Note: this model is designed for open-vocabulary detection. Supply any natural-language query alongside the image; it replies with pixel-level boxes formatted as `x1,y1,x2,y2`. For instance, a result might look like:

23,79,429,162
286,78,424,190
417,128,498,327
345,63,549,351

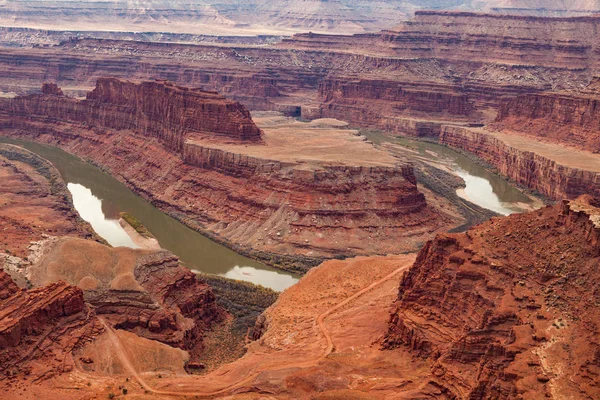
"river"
0,137,299,291
1,132,540,291
364,132,543,215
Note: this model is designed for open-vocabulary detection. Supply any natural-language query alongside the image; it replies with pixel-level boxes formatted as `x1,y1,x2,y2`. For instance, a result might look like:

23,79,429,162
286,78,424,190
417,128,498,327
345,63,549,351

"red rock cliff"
0,82,449,270
314,77,475,135
0,270,103,382
384,198,600,399
3,78,261,151
495,89,600,153
439,125,600,200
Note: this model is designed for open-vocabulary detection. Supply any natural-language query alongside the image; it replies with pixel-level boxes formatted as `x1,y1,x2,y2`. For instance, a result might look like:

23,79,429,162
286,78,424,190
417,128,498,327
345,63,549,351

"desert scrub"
191,274,279,371
119,212,155,239
198,274,278,337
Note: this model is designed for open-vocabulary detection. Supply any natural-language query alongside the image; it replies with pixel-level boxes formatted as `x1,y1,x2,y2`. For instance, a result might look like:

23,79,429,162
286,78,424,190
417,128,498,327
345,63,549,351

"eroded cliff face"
495,88,600,153
5,78,261,151
312,77,475,135
0,11,597,133
0,269,103,386
29,237,225,364
0,81,447,271
439,125,600,200
384,198,600,399
0,137,228,387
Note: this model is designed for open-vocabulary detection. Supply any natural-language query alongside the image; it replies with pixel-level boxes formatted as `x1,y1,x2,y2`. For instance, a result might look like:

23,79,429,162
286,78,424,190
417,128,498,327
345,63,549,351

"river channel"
364,132,543,215
0,137,299,291
1,132,541,291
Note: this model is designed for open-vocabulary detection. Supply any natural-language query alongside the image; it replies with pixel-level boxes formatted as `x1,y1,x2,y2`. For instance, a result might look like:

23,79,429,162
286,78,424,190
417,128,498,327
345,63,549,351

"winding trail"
99,261,412,398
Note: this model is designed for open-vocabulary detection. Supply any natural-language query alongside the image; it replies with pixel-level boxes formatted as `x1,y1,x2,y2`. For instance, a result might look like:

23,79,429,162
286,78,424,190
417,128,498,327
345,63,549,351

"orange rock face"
7,78,261,151
0,269,103,386
384,198,600,399
495,83,600,153
32,239,227,364
312,78,475,135
439,125,600,200
0,141,226,383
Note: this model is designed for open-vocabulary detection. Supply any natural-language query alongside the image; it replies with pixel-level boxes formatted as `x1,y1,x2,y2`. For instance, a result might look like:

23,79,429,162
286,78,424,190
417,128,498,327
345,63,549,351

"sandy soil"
28,237,152,290
188,113,398,168
33,254,434,399
118,218,161,250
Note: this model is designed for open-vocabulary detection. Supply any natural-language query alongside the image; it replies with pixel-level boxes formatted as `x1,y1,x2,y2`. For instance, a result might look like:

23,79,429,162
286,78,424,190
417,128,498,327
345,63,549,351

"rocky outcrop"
439,125,600,200
495,88,600,153
313,78,474,135
132,251,225,356
30,238,226,363
384,198,600,399
383,11,600,69
5,78,261,151
182,143,425,213
0,11,598,129
0,269,103,382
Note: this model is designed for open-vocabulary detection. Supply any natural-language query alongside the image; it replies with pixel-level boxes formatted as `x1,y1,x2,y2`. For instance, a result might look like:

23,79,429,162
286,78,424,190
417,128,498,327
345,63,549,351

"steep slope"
385,196,600,399
29,237,226,364
0,143,98,286
494,78,600,153
0,269,103,390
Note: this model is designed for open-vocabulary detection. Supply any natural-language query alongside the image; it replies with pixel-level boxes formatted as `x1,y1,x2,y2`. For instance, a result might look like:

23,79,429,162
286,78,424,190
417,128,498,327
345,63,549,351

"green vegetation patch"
119,212,155,239
199,273,278,336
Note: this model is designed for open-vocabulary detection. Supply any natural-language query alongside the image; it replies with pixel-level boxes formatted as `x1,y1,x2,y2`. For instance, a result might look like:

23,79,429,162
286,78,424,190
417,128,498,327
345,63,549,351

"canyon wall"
31,238,226,363
439,125,600,200
384,198,600,399
0,12,598,138
313,77,475,135
5,78,261,150
495,90,600,153
0,138,228,381
385,11,600,69
0,269,103,381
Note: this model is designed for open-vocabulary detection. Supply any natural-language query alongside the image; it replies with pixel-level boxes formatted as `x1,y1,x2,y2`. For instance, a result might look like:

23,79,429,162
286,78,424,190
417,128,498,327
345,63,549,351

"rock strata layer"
439,125,600,200
30,237,226,364
0,269,103,387
1,11,599,138
495,80,600,153
384,197,600,399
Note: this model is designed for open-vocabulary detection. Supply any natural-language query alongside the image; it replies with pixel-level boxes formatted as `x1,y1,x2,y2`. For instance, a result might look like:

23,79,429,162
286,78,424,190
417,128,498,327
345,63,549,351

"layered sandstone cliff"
312,77,475,135
439,125,600,200
0,11,597,142
30,237,225,363
384,197,600,399
5,78,261,150
0,269,103,384
495,85,600,153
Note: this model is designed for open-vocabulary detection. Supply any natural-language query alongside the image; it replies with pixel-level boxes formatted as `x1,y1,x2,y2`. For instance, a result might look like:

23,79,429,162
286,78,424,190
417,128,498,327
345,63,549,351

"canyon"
3,197,596,399
0,11,598,205
0,143,230,392
0,6,599,400
0,79,460,272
